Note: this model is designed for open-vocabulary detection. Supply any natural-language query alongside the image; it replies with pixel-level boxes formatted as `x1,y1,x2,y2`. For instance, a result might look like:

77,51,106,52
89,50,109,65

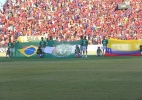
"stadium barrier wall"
1,36,142,57
0,46,7,57
0,41,101,57
0,45,101,57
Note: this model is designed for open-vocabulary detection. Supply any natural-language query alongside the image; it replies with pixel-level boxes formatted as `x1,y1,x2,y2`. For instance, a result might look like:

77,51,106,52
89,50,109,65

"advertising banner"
18,36,46,42
0,47,7,57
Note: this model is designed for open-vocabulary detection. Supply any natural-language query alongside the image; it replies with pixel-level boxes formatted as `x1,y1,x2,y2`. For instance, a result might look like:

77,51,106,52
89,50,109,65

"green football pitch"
0,56,142,100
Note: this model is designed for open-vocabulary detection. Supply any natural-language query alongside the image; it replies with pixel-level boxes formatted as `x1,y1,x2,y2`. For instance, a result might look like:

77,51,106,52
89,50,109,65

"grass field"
0,56,142,100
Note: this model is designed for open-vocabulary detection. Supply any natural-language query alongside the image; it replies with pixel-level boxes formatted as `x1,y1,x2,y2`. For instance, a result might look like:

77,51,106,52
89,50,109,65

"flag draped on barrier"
105,39,142,56
14,40,81,58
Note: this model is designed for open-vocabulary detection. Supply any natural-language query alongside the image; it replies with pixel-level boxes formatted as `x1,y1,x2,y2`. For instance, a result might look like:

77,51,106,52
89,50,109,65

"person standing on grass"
82,36,88,58
140,45,142,56
46,38,49,46
101,36,108,56
39,37,46,52
80,35,84,56
8,39,14,57
6,48,10,58
48,36,54,47
14,38,19,56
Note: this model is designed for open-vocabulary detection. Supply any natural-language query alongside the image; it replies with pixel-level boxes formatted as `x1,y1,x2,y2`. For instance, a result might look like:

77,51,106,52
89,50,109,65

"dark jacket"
36,48,43,54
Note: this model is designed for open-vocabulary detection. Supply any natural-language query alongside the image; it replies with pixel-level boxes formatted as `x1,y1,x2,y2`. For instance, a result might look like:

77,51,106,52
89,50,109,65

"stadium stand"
0,0,142,46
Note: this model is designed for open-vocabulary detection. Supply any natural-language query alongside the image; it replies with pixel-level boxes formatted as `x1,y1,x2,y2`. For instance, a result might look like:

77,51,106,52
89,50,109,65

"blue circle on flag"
24,47,36,55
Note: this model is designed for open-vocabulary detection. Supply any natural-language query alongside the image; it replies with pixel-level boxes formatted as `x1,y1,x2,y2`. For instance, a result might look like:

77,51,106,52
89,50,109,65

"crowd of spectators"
0,0,142,46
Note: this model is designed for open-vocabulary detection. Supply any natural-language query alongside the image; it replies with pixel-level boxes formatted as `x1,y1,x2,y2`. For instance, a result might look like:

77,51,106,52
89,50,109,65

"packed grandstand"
0,0,142,46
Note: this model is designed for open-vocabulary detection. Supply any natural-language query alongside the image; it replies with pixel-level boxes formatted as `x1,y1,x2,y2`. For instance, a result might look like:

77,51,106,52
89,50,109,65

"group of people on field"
74,36,108,58
36,35,107,58
74,36,88,58
5,35,142,58
36,36,54,58
6,38,19,58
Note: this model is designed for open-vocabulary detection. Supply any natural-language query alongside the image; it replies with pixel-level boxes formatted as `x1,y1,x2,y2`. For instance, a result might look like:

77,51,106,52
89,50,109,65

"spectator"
0,0,141,45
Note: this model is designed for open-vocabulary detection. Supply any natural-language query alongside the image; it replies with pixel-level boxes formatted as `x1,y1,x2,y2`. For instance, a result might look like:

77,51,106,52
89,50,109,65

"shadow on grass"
0,55,141,62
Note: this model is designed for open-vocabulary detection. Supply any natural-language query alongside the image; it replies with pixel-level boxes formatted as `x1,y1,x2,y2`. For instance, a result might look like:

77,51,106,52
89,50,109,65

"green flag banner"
14,40,81,58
